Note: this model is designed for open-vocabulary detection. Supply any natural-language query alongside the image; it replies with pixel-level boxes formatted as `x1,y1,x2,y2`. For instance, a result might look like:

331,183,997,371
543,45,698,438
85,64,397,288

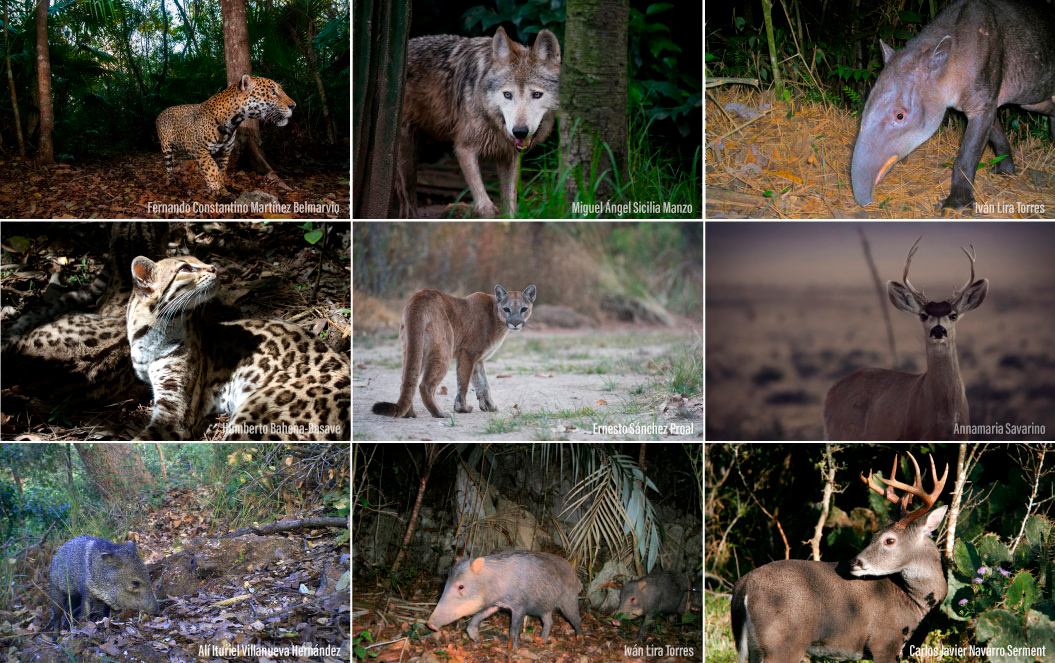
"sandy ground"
353,327,702,441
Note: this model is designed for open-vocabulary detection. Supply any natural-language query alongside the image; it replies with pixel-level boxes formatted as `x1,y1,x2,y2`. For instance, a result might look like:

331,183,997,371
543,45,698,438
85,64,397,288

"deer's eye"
919,314,927,321
949,313,957,321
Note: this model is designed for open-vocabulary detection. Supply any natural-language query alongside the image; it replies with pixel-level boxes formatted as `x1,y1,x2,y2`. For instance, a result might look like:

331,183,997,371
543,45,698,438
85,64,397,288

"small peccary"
615,570,689,640
47,536,159,630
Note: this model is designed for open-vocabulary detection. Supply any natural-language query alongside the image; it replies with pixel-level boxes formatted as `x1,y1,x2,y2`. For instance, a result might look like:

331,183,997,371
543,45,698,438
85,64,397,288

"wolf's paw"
474,199,500,218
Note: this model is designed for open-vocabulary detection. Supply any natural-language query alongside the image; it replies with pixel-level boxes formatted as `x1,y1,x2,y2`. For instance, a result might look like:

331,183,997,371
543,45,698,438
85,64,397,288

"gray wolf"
399,27,561,217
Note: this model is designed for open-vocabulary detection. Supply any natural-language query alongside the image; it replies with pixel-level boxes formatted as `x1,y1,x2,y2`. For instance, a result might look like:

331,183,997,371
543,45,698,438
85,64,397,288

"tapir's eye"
896,112,904,120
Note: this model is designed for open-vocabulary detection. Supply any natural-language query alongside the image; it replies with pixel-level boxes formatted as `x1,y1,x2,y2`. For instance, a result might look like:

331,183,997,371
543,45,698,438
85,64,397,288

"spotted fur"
127,256,349,441
156,75,295,194
1,222,169,407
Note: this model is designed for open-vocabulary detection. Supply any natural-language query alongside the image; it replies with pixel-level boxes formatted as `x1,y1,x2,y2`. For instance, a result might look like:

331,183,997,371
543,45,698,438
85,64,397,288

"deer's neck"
922,340,965,413
897,551,948,613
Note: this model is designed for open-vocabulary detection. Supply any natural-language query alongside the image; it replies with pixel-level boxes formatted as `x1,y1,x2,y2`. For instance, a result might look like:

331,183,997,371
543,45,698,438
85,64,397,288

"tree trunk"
560,0,629,207
34,0,54,164
74,444,158,504
4,0,25,156
352,0,411,217
221,0,275,185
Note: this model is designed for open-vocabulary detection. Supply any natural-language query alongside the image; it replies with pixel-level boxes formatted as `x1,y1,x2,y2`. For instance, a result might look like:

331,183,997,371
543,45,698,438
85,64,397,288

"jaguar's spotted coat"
156,75,295,195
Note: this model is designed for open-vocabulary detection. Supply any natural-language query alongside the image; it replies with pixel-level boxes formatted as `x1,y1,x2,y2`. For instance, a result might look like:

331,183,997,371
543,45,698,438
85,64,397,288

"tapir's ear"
879,40,895,64
930,35,953,69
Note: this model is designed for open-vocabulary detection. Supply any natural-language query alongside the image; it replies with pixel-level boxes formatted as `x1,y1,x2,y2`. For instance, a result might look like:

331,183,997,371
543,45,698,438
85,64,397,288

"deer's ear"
887,281,924,315
954,279,988,314
919,505,948,534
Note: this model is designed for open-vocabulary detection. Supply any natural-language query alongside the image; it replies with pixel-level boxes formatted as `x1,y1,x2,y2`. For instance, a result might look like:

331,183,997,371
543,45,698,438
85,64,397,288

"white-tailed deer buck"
824,234,988,440
731,452,949,663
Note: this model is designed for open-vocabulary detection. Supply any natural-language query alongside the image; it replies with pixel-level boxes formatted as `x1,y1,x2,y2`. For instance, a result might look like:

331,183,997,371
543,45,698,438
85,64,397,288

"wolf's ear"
531,30,561,64
492,27,515,61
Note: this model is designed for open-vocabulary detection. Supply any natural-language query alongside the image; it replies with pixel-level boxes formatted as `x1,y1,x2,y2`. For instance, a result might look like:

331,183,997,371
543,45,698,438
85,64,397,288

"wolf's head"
486,27,561,152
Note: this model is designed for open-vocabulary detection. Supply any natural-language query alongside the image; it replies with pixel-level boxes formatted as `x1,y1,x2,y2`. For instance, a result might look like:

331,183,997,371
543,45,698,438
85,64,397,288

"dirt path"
353,328,701,440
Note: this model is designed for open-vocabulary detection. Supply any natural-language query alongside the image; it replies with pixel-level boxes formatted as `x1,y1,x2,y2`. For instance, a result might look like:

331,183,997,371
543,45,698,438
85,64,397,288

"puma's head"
495,285,536,331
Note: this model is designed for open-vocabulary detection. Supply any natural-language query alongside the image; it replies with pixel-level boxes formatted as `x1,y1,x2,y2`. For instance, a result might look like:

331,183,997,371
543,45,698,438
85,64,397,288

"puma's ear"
523,285,536,303
494,285,508,299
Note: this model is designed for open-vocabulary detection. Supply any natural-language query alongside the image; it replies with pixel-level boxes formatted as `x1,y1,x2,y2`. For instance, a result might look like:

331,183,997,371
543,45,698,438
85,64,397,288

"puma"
372,284,537,418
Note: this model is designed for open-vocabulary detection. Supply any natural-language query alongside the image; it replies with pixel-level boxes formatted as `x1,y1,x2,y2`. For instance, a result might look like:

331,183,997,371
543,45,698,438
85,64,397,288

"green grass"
459,112,700,219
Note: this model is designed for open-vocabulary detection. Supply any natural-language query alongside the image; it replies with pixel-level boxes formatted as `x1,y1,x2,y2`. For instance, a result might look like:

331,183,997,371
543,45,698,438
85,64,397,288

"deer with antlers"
731,452,950,663
824,234,989,440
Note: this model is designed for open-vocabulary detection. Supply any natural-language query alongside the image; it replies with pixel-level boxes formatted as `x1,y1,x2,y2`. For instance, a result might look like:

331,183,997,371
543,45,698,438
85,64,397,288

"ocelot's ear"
131,257,157,290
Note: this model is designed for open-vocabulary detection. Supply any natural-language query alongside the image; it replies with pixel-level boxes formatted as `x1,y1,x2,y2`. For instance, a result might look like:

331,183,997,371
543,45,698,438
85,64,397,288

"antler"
950,244,977,304
901,234,928,305
860,452,948,528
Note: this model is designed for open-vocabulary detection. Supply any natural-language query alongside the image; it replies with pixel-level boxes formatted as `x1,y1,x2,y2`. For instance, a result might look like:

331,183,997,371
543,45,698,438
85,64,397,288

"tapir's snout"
851,149,901,206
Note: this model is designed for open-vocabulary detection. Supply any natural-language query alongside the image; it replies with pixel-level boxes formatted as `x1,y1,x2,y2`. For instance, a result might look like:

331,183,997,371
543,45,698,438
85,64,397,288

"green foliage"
296,222,325,245
513,112,699,218
0,444,167,549
462,0,564,42
661,340,702,397
0,445,82,539
0,0,345,157
0,483,71,539
627,3,700,139
946,516,1054,655
353,629,376,661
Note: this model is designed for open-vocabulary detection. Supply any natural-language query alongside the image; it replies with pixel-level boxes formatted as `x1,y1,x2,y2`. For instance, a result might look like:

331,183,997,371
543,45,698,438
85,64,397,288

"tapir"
851,0,1055,209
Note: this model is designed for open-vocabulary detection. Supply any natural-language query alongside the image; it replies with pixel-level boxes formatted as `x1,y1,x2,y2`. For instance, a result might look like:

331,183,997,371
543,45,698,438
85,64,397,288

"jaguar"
156,74,295,195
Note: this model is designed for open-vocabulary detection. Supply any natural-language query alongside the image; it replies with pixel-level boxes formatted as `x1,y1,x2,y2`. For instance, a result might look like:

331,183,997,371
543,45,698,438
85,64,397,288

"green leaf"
1006,571,1038,613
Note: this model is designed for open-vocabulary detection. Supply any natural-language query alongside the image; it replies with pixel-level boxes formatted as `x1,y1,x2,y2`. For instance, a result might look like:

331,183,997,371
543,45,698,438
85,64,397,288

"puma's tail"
372,323,425,418
371,401,407,417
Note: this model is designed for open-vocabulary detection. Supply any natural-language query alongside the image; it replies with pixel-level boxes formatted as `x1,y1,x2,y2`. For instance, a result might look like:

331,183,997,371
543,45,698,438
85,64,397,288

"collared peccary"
614,570,689,640
426,550,583,649
47,536,159,630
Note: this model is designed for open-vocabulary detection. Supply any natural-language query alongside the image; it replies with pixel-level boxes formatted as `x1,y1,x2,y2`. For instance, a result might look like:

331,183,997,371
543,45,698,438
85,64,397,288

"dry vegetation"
352,223,703,333
706,88,1055,218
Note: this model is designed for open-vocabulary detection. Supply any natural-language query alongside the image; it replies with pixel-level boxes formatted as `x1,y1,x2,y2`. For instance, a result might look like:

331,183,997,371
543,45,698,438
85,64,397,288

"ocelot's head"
129,256,219,324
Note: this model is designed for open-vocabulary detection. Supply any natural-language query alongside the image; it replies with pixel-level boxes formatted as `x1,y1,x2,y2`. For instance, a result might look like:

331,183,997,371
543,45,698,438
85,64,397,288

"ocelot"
1,222,169,406
127,255,350,440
